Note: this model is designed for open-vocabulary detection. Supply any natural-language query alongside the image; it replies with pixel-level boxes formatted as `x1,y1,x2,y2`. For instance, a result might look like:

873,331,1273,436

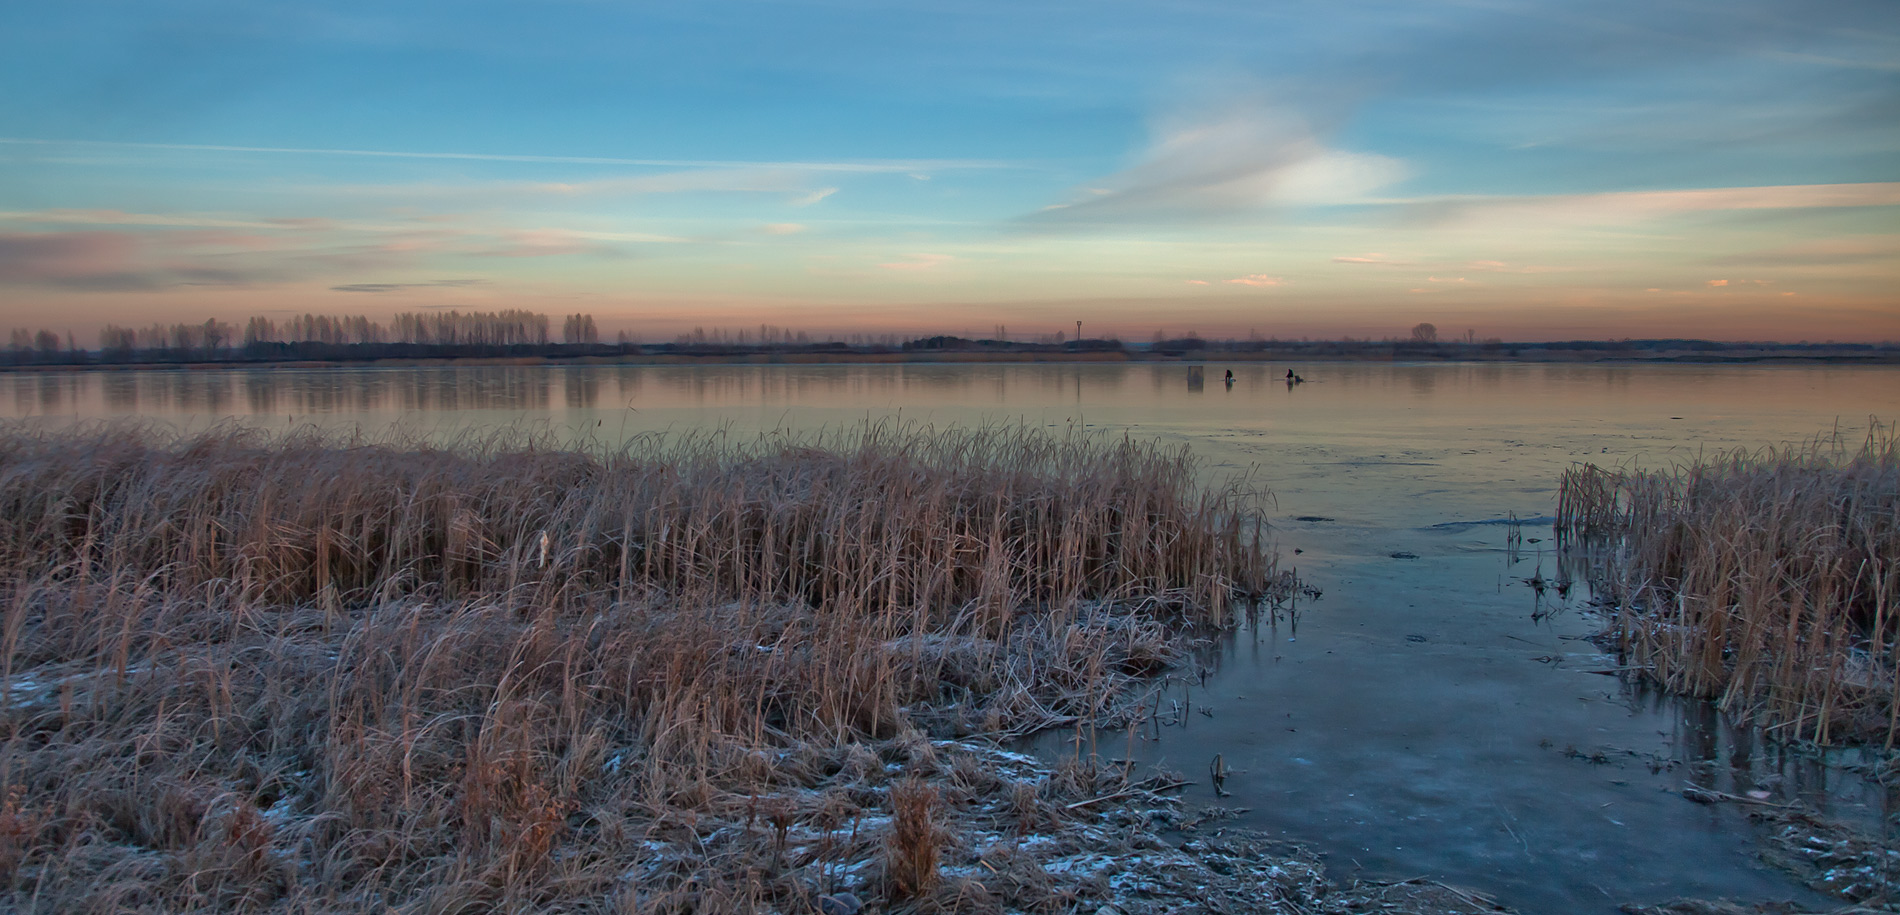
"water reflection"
1631,678,1900,817
102,373,138,412
563,367,599,410
2,362,1891,429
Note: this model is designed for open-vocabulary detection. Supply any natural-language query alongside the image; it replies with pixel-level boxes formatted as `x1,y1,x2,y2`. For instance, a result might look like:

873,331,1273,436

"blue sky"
1,0,1895,341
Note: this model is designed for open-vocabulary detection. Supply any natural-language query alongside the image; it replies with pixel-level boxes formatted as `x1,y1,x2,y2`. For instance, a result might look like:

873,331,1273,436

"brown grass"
0,421,1276,912
884,779,941,900
1557,425,1900,747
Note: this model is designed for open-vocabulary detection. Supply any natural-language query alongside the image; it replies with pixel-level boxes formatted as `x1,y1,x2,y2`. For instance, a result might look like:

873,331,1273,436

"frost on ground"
600,735,1520,915
1752,806,1900,907
1621,790,1900,915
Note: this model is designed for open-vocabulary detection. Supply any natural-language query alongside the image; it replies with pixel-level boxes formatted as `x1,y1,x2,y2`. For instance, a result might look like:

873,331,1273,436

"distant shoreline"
2,342,1897,373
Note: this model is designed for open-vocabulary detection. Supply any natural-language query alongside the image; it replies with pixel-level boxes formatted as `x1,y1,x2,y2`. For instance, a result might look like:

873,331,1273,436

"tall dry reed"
1557,425,1900,747
0,421,1275,912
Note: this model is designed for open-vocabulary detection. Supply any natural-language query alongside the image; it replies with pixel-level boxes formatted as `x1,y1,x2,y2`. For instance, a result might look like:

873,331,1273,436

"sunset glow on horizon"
2,2,1896,344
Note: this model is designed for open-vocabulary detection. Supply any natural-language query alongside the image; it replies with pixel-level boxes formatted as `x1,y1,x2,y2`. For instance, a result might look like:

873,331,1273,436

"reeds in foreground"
0,421,1276,912
1557,426,1900,747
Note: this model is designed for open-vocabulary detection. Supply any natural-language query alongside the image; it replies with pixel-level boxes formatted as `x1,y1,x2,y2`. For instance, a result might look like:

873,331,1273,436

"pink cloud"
1398,182,1900,231
1464,260,1565,274
1707,279,1729,287
1185,279,1210,285
263,217,338,230
0,231,142,287
1333,253,1410,266
153,231,285,250
481,229,616,258
1225,274,1284,287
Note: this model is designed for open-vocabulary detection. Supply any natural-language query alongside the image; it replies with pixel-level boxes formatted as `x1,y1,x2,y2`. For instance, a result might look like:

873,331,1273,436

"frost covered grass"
0,421,1281,912
1558,425,1900,747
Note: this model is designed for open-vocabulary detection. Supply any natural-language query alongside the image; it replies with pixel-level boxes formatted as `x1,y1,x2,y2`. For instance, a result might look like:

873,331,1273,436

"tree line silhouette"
5,313,1893,367
8,311,612,365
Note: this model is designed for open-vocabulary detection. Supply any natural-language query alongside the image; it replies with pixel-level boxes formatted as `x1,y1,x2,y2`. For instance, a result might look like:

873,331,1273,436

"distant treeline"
4,311,599,365
3,313,1896,367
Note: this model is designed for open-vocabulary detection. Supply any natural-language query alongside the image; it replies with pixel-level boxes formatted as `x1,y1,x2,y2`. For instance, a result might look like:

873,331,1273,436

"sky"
1,0,1896,344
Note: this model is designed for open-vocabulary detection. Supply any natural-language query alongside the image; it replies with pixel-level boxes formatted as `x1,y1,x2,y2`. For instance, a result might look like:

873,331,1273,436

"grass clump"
0,421,1276,912
1557,425,1900,747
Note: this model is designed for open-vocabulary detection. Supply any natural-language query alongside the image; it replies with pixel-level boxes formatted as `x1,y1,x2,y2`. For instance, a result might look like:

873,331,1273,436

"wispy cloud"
1463,260,1566,274
1028,101,1407,225
0,208,283,230
1224,274,1284,287
331,279,485,293
0,230,283,291
1711,237,1900,267
1333,253,1411,266
0,231,138,286
473,228,682,258
762,223,807,235
0,208,416,235
0,137,1012,174
332,169,847,207
1390,182,1900,228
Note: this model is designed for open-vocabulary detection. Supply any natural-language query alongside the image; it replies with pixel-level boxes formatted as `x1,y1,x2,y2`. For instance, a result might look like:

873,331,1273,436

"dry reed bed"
1557,428,1900,748
0,423,1278,913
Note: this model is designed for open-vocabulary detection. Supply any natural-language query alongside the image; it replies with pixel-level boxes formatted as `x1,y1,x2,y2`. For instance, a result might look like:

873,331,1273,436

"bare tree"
1411,322,1438,344
100,325,137,354
562,313,599,345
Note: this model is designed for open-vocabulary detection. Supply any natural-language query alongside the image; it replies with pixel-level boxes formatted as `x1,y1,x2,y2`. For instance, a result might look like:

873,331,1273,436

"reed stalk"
1557,425,1900,747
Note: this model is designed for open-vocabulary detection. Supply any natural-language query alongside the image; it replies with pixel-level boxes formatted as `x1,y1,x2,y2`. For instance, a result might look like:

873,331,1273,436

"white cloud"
1030,101,1406,224
763,223,807,235
1271,151,1411,206
1225,274,1284,287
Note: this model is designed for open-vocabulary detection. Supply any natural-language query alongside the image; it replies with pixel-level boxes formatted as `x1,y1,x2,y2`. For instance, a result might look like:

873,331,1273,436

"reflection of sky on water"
4,360,1893,419
3,361,1897,911
5,361,1897,531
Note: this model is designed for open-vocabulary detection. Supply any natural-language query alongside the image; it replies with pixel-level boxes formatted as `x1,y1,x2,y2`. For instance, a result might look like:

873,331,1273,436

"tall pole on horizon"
1076,320,1082,342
